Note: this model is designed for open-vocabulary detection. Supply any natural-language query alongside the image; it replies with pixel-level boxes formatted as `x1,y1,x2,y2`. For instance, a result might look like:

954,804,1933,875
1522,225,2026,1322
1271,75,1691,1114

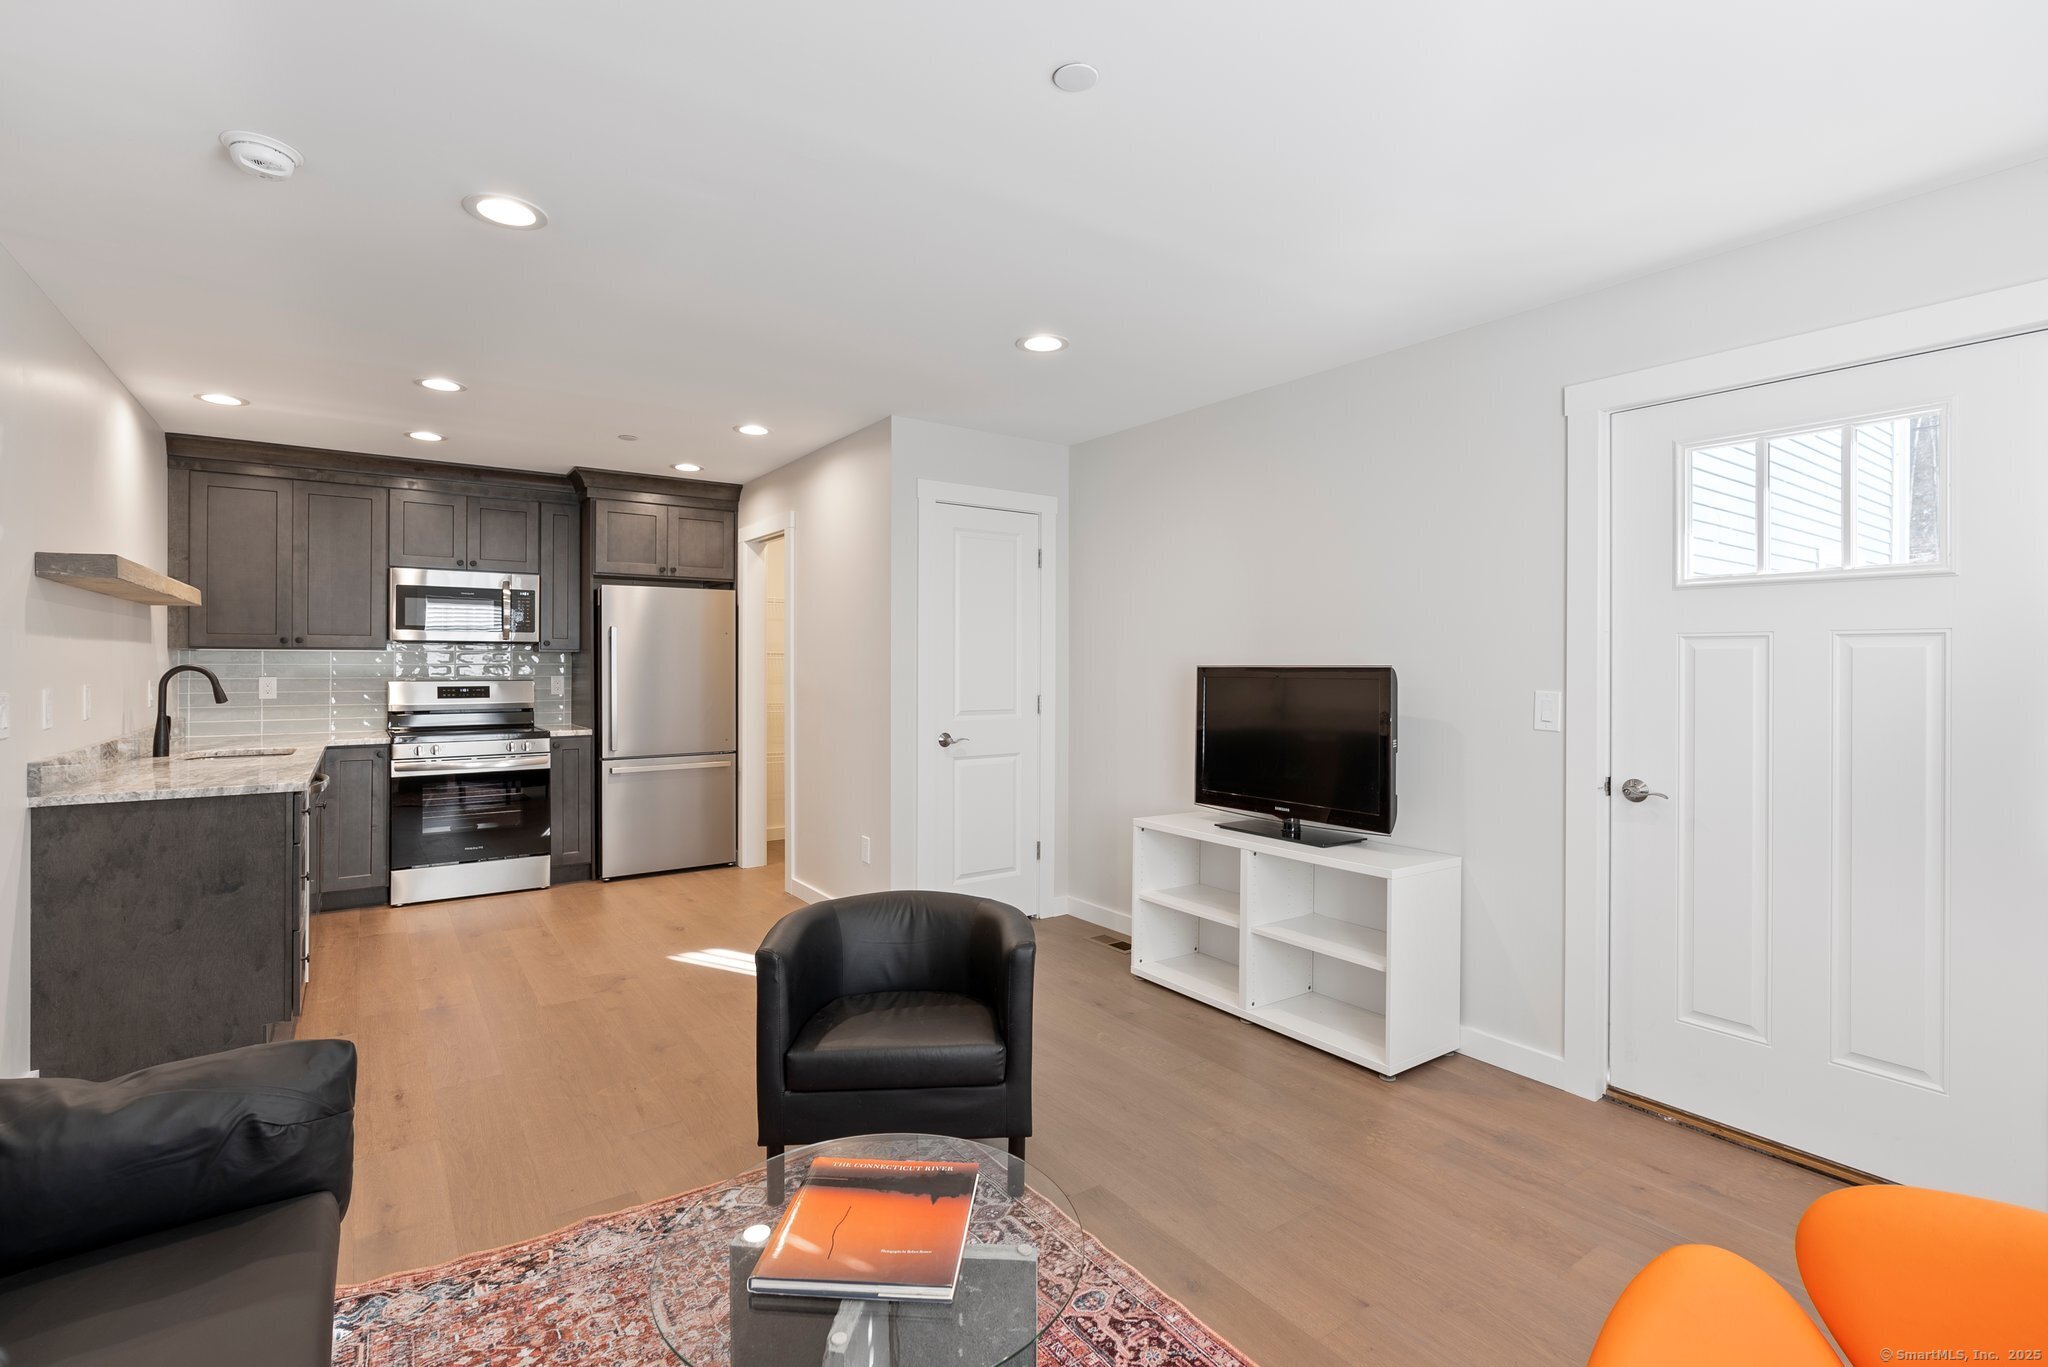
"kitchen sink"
175,747,297,760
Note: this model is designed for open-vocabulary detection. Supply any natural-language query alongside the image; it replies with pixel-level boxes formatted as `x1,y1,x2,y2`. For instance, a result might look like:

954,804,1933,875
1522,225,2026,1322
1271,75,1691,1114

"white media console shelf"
1129,811,1462,1077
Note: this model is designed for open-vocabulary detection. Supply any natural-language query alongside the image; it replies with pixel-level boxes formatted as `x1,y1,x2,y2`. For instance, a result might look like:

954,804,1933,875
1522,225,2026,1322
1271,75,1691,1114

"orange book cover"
749,1156,981,1301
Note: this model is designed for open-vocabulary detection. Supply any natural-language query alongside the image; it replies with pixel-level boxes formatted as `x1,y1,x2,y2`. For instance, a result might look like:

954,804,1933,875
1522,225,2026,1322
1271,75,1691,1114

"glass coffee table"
650,1134,1082,1367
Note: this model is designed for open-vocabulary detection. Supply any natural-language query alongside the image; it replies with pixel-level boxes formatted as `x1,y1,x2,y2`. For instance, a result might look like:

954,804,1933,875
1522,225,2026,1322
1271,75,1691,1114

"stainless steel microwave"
389,568,541,644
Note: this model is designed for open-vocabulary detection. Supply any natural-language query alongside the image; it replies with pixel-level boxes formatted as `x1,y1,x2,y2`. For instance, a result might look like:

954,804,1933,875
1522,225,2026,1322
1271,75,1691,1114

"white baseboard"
1055,895,1130,935
787,875,832,905
1457,1025,1596,1097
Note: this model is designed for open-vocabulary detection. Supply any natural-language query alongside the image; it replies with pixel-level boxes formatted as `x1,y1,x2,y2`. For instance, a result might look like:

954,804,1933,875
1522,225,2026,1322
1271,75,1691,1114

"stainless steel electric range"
386,680,552,906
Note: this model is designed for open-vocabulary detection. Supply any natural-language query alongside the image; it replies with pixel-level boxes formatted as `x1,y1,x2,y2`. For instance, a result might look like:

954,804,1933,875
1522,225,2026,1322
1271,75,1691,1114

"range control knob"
429,744,440,755
506,741,516,753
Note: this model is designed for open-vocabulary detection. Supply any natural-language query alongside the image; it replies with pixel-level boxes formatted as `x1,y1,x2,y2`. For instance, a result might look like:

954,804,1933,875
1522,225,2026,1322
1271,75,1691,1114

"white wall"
1067,157,2048,1082
0,244,168,1076
886,418,1069,890
737,419,893,901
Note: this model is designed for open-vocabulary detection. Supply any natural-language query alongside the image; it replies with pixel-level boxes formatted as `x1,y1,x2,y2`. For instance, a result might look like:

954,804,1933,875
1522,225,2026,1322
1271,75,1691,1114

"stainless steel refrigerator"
597,583,737,878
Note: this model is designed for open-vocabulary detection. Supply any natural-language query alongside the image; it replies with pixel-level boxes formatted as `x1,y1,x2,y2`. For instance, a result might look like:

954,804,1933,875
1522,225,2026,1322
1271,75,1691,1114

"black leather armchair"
756,891,1034,1197
0,1040,356,1367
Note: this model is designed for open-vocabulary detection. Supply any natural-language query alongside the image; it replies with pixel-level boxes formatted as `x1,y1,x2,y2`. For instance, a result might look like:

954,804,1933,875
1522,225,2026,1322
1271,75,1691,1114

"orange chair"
1586,1243,1841,1366
1796,1185,2048,1367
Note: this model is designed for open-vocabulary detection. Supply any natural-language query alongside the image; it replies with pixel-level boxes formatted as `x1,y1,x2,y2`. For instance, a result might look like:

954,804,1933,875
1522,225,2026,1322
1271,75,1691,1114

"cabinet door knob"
279,636,288,644
469,559,478,567
294,636,304,644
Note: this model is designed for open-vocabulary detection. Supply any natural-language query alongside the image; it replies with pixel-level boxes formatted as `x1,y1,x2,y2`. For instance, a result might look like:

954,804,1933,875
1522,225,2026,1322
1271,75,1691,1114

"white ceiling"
3,2,2045,483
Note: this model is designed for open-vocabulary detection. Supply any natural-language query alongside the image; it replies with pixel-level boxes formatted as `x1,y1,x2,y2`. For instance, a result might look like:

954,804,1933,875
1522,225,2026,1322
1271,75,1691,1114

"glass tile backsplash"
171,644,574,741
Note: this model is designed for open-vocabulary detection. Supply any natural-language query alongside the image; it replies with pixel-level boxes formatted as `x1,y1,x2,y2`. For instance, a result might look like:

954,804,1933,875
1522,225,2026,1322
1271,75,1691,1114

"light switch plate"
0,692,10,740
40,688,53,730
549,675,565,697
859,835,872,865
80,683,91,721
258,676,278,700
1533,690,1562,732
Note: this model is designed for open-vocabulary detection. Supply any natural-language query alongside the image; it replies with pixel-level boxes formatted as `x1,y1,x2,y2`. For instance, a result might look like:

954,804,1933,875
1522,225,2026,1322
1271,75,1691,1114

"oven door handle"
390,754,552,778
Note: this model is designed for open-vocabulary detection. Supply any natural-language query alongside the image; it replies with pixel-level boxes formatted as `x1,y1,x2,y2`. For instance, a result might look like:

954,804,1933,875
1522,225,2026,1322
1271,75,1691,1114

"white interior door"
918,501,1042,913
1610,330,2048,1207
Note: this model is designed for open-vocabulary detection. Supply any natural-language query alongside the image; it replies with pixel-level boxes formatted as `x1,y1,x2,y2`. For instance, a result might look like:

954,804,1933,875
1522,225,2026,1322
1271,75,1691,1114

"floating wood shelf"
33,554,202,607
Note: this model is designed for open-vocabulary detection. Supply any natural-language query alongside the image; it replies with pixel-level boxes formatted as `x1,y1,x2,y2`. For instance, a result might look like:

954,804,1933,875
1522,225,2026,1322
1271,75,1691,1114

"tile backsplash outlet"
172,644,574,742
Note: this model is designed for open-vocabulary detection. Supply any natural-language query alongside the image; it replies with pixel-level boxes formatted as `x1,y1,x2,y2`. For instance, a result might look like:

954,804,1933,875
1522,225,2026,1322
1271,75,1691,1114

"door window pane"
1682,407,1943,582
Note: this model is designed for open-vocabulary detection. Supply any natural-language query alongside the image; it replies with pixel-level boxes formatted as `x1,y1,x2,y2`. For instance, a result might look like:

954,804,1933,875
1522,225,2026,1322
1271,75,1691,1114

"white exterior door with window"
1610,331,2048,1206
917,500,1043,913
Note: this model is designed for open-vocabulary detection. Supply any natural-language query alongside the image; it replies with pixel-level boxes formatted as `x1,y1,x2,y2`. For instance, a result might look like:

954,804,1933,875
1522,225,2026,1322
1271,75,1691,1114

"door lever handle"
1620,778,1668,803
937,731,969,748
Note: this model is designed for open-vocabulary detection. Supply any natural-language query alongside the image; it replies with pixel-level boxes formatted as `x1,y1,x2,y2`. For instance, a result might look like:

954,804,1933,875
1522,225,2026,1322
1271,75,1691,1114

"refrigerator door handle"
607,757,734,775
607,625,620,754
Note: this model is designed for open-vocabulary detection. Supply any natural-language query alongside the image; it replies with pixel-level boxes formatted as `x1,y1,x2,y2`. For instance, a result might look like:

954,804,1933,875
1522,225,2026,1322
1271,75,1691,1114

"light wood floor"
302,852,1838,1364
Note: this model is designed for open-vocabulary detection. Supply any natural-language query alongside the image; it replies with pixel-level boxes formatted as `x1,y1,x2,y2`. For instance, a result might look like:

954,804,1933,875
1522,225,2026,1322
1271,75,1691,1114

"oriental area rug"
332,1167,1257,1366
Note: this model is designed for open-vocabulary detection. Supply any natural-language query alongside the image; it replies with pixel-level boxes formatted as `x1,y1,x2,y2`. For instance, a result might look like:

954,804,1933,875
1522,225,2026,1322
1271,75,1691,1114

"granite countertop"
28,734,379,809
550,723,594,737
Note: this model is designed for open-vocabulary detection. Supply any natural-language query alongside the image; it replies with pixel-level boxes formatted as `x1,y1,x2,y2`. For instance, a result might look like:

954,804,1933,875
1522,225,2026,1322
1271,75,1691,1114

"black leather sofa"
756,891,1034,1197
0,1040,357,1367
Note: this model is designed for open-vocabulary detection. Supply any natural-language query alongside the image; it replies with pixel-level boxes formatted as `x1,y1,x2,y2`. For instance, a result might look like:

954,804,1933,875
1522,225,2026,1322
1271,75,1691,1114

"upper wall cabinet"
188,473,294,648
390,491,542,574
588,498,736,580
388,490,465,569
539,503,581,651
187,473,389,649
671,507,736,581
589,499,668,578
293,484,389,647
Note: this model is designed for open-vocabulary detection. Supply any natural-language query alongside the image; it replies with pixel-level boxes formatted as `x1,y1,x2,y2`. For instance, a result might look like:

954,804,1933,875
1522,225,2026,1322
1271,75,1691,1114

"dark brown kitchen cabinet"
30,791,303,1079
539,502,581,650
550,734,595,877
469,496,543,574
187,472,294,648
392,490,542,573
293,483,388,647
316,744,390,899
187,474,385,649
588,499,736,581
589,499,668,577
389,489,469,568
669,507,736,580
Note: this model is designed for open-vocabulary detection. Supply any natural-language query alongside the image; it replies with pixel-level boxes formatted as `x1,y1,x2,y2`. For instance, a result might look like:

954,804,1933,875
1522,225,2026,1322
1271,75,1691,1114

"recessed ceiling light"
195,392,248,406
733,423,769,437
1016,334,1068,353
415,376,465,393
1051,63,1099,93
461,193,547,230
408,430,445,442
673,462,703,473
616,433,639,441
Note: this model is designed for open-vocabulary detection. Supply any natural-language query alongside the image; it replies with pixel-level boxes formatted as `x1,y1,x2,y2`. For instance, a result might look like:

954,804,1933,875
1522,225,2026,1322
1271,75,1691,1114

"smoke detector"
218,130,303,181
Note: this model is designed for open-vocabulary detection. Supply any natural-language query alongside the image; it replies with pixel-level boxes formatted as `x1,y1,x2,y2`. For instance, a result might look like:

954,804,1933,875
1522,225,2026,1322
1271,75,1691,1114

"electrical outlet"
0,692,11,740
1533,689,1562,732
39,688,53,730
80,683,91,721
859,835,872,865
549,675,565,697
258,676,278,700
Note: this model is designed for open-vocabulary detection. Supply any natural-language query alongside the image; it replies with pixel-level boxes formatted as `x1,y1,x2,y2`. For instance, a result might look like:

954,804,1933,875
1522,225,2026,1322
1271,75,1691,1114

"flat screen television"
1195,666,1397,846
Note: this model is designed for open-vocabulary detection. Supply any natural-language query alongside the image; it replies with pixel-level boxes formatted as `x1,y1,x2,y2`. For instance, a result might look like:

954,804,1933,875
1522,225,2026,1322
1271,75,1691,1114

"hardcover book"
749,1156,981,1302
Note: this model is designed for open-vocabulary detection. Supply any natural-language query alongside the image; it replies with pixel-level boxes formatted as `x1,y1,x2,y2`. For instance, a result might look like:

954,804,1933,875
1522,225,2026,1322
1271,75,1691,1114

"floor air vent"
1089,933,1132,953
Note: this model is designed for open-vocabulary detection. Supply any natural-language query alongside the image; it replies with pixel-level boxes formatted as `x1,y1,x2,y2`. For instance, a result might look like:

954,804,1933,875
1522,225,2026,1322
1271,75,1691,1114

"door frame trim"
737,512,798,899
1560,276,2048,1101
914,479,1060,918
